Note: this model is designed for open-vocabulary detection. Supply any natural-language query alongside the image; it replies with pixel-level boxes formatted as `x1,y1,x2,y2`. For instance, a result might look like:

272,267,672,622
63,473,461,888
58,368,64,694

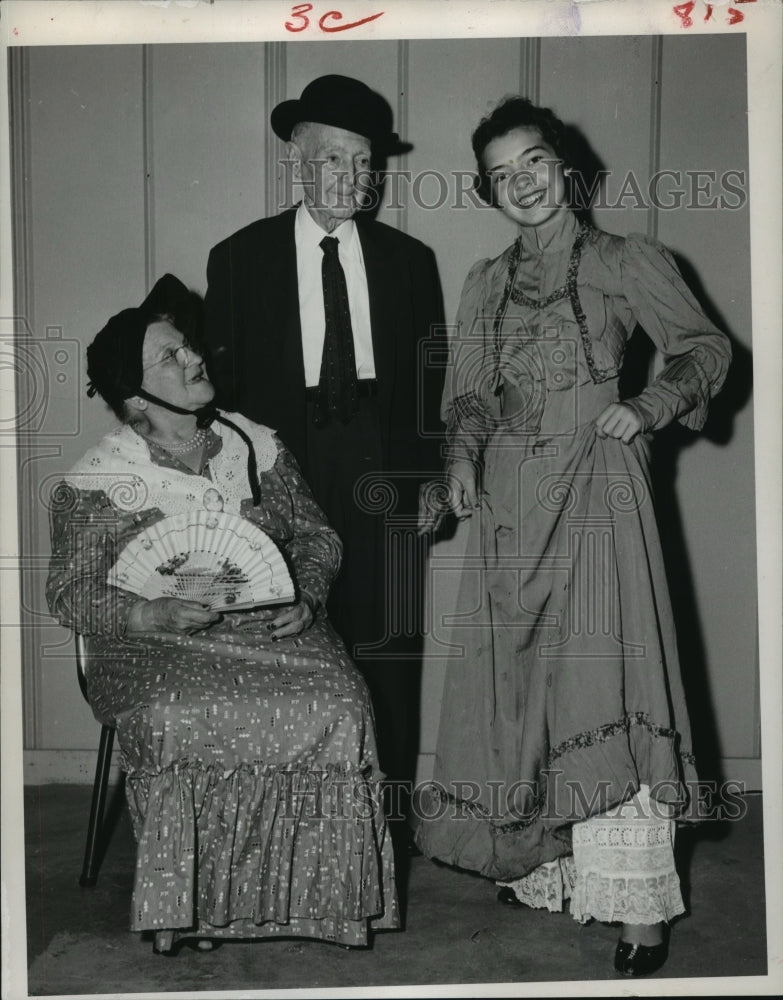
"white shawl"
65,413,278,516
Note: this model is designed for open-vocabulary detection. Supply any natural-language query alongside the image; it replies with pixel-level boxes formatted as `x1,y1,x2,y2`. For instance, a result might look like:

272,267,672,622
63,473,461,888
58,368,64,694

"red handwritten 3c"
319,10,385,32
285,3,312,32
284,5,385,34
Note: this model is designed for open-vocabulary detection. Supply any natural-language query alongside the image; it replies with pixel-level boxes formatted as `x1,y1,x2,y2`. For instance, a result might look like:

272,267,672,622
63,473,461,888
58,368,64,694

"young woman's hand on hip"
595,403,643,444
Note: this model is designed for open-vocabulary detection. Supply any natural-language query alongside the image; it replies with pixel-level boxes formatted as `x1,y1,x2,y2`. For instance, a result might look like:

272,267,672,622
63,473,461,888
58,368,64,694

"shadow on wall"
563,121,755,787
643,259,753,787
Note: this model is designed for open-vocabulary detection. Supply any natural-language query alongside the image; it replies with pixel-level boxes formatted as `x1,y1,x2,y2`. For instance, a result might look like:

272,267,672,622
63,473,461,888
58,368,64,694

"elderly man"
203,75,444,839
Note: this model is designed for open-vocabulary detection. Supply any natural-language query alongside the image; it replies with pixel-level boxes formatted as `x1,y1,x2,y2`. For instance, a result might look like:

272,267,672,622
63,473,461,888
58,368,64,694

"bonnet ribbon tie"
134,389,261,506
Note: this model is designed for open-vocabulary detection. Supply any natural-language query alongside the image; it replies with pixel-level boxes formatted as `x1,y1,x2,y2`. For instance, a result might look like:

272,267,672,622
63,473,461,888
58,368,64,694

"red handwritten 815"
673,0,756,28
285,4,385,33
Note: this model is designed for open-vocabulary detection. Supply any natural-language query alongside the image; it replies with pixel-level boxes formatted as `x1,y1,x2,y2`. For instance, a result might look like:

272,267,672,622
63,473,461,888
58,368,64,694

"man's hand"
127,597,221,636
595,403,643,444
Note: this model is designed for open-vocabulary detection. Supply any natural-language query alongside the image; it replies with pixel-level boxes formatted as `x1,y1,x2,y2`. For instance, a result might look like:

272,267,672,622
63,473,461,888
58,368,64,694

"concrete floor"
24,785,767,995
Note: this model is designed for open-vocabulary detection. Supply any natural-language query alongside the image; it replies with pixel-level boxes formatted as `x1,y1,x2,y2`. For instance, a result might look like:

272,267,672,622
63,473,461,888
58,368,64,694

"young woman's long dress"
415,211,731,886
47,416,398,948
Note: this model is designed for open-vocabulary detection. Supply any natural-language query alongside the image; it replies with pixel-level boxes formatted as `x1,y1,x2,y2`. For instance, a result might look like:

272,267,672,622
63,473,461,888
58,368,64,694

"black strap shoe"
614,938,668,976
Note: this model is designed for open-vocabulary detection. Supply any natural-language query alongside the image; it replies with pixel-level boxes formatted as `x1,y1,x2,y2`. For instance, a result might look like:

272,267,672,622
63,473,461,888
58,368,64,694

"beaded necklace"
139,427,207,455
490,222,618,386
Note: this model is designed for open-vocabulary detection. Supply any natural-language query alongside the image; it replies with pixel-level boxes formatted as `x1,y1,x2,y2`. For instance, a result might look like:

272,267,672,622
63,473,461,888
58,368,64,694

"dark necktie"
313,235,358,426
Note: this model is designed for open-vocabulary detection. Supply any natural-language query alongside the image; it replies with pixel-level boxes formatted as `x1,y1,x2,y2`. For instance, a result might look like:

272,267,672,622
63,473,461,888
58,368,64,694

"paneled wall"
11,36,758,786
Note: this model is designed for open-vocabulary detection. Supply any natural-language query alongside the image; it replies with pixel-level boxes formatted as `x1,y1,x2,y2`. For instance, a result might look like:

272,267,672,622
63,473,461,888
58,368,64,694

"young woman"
415,97,731,977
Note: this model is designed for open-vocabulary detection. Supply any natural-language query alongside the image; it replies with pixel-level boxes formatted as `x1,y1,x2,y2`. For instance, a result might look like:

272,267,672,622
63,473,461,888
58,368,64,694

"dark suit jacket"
203,208,444,502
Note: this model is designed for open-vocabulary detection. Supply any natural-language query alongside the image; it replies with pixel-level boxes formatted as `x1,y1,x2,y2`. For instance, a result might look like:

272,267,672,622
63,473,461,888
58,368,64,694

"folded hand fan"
108,510,295,611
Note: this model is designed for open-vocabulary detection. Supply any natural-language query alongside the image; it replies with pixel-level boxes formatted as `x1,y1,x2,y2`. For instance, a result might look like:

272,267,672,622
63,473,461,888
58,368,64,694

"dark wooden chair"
75,632,116,887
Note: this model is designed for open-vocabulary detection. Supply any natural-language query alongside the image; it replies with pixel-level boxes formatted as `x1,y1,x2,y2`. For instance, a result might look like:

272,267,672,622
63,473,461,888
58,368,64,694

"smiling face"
289,122,372,232
140,319,215,413
482,126,569,229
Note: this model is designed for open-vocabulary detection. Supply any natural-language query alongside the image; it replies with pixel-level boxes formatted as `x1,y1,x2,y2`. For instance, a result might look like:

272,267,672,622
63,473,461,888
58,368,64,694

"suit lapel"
357,219,398,398
255,209,305,387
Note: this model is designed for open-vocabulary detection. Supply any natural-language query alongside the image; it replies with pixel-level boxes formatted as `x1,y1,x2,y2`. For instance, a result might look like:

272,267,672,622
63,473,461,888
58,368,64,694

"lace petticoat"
498,785,685,926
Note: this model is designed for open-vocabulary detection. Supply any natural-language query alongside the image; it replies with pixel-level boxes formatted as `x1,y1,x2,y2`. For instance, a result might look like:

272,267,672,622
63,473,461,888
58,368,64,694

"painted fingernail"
271,635,279,642
266,623,274,631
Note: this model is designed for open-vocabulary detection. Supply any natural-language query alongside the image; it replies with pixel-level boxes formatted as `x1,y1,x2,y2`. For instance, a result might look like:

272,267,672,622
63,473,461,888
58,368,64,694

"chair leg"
79,724,115,887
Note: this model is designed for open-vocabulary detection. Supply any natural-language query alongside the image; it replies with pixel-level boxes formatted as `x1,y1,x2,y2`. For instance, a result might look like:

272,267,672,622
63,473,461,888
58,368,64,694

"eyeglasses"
143,344,196,371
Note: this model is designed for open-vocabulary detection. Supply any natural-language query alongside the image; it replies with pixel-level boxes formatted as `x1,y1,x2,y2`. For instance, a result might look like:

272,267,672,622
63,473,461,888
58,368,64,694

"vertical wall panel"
21,45,146,749
657,35,757,761
408,38,522,770
149,43,268,293
407,38,523,321
539,35,657,237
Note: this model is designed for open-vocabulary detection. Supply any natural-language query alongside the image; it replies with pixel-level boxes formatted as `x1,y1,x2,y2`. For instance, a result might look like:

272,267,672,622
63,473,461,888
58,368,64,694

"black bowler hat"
271,74,411,155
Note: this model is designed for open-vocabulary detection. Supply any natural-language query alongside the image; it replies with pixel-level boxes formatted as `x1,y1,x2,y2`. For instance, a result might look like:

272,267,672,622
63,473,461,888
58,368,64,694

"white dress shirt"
294,202,376,387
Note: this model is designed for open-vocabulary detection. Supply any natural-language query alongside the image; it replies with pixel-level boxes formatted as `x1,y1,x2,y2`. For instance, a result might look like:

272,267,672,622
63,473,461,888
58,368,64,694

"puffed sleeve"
272,442,343,612
442,257,493,464
619,234,732,432
46,483,149,638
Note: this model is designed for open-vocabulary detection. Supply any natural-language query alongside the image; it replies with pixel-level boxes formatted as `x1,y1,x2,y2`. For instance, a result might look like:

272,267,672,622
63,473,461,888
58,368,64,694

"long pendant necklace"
490,222,595,394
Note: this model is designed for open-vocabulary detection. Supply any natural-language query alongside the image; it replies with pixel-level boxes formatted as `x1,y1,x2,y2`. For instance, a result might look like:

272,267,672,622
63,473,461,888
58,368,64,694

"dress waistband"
496,376,618,441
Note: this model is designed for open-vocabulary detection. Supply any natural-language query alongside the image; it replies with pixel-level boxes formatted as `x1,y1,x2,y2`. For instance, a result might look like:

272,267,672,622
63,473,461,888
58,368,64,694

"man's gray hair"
290,121,321,154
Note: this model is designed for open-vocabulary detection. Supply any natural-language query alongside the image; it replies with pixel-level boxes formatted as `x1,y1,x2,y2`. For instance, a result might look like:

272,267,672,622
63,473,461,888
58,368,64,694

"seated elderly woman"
46,274,398,955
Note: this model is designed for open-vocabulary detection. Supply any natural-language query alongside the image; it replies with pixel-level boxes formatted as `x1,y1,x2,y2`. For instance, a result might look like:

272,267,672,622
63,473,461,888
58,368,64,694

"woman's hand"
416,462,481,534
126,597,221,636
267,594,316,640
417,479,449,535
595,403,643,444
447,460,481,520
